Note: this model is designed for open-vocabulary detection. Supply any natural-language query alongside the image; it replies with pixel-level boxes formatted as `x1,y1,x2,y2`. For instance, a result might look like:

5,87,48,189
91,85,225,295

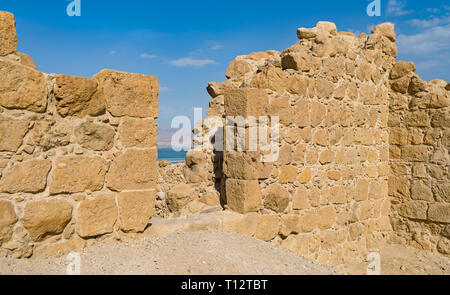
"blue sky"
0,0,449,138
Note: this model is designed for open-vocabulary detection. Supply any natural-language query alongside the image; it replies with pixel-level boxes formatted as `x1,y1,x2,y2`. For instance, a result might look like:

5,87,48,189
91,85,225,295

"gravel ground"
0,231,339,275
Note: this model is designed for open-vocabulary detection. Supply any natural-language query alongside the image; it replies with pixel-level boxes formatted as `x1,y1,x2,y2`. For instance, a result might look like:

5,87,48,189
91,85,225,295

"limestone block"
281,51,312,72
0,12,17,56
0,200,17,244
397,201,428,220
263,183,290,212
50,156,108,194
225,59,252,79
118,190,155,232
225,179,262,214
371,23,395,42
428,203,450,224
93,69,158,118
223,151,261,180
224,88,268,117
390,61,416,80
22,199,72,242
53,74,104,117
0,116,28,152
119,117,157,148
0,57,47,112
279,165,297,183
75,121,115,151
0,159,51,193
280,215,300,237
316,206,336,230
292,185,310,209
76,194,118,238
106,148,157,191
17,53,36,69
166,184,197,212
255,214,279,241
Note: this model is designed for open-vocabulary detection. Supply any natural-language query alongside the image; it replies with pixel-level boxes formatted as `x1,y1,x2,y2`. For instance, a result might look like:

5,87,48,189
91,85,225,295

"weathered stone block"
428,203,450,224
390,61,415,80
329,186,346,204
93,69,158,118
50,156,108,194
22,199,72,242
225,179,262,214
0,159,51,193
280,215,300,236
119,117,157,148
225,59,252,79
401,145,429,162
411,180,434,201
279,165,297,183
166,184,197,212
310,101,326,127
53,74,104,117
75,121,115,151
281,51,312,72
398,201,428,220
17,52,36,69
0,12,17,56
0,57,47,112
107,148,157,191
316,206,336,230
223,151,261,180
76,194,118,238
0,200,16,244
255,214,279,241
371,23,395,42
224,88,268,117
0,116,28,152
118,190,155,232
263,183,290,212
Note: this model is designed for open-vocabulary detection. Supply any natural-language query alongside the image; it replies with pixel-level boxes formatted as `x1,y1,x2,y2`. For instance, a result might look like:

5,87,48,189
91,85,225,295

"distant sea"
157,146,190,164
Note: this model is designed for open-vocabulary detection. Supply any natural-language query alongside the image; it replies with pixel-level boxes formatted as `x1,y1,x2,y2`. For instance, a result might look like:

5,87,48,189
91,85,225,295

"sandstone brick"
34,238,86,257
294,98,310,127
280,234,309,256
54,74,104,117
223,151,261,180
22,199,72,242
0,159,51,193
280,215,300,236
30,120,71,151
281,51,312,72
319,149,334,164
371,23,396,42
310,101,326,127
166,184,197,212
185,150,209,167
411,180,434,201
279,165,297,183
277,144,293,165
390,127,408,145
0,200,16,244
225,59,252,79
390,61,415,80
313,129,328,146
0,12,17,56
431,109,450,128
93,69,158,118
224,88,268,117
401,145,429,162
405,111,430,127
297,167,312,183
0,116,29,152
225,179,262,214
255,215,279,241
263,183,290,212
76,194,118,238
391,76,410,94
119,117,157,148
329,186,346,204
428,203,450,224
50,156,108,194
398,201,428,220
293,185,310,210
316,206,336,230
0,57,47,112
268,96,294,126
118,190,155,232
75,121,115,151
315,77,334,98
17,52,36,69
107,148,157,191
250,65,286,93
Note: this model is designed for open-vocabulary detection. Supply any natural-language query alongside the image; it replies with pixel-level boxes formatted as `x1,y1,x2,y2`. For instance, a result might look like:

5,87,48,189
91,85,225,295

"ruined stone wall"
0,11,159,258
202,22,399,264
388,62,450,254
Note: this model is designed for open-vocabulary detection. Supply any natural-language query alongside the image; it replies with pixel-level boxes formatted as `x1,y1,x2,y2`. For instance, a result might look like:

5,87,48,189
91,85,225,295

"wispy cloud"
207,41,223,50
387,0,413,16
169,57,217,67
159,86,172,92
140,53,158,59
426,8,440,13
397,24,450,54
408,15,450,27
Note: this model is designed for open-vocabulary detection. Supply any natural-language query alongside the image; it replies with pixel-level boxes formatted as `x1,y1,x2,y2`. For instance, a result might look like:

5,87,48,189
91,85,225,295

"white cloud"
169,57,217,67
140,53,158,59
387,0,413,16
397,24,450,55
159,86,172,92
211,44,223,50
408,15,450,27
426,8,440,13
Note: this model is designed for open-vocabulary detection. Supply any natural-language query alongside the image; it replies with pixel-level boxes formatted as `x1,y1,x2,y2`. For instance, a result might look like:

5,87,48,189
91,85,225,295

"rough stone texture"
119,118,157,148
224,88,268,117
0,12,17,56
225,179,262,214
93,69,158,118
0,116,29,152
118,190,156,232
17,53,37,69
107,149,157,191
0,57,47,112
0,200,17,244
75,122,115,151
166,184,197,212
22,199,72,242
0,159,51,193
76,195,118,238
50,156,108,194
53,74,104,117
263,184,290,212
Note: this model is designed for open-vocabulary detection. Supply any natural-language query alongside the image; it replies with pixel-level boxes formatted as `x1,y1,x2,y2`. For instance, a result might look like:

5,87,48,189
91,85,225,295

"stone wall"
388,62,450,254
0,11,159,258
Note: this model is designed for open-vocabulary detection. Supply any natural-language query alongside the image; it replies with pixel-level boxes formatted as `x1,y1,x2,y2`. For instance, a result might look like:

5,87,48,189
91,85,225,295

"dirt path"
0,231,338,275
